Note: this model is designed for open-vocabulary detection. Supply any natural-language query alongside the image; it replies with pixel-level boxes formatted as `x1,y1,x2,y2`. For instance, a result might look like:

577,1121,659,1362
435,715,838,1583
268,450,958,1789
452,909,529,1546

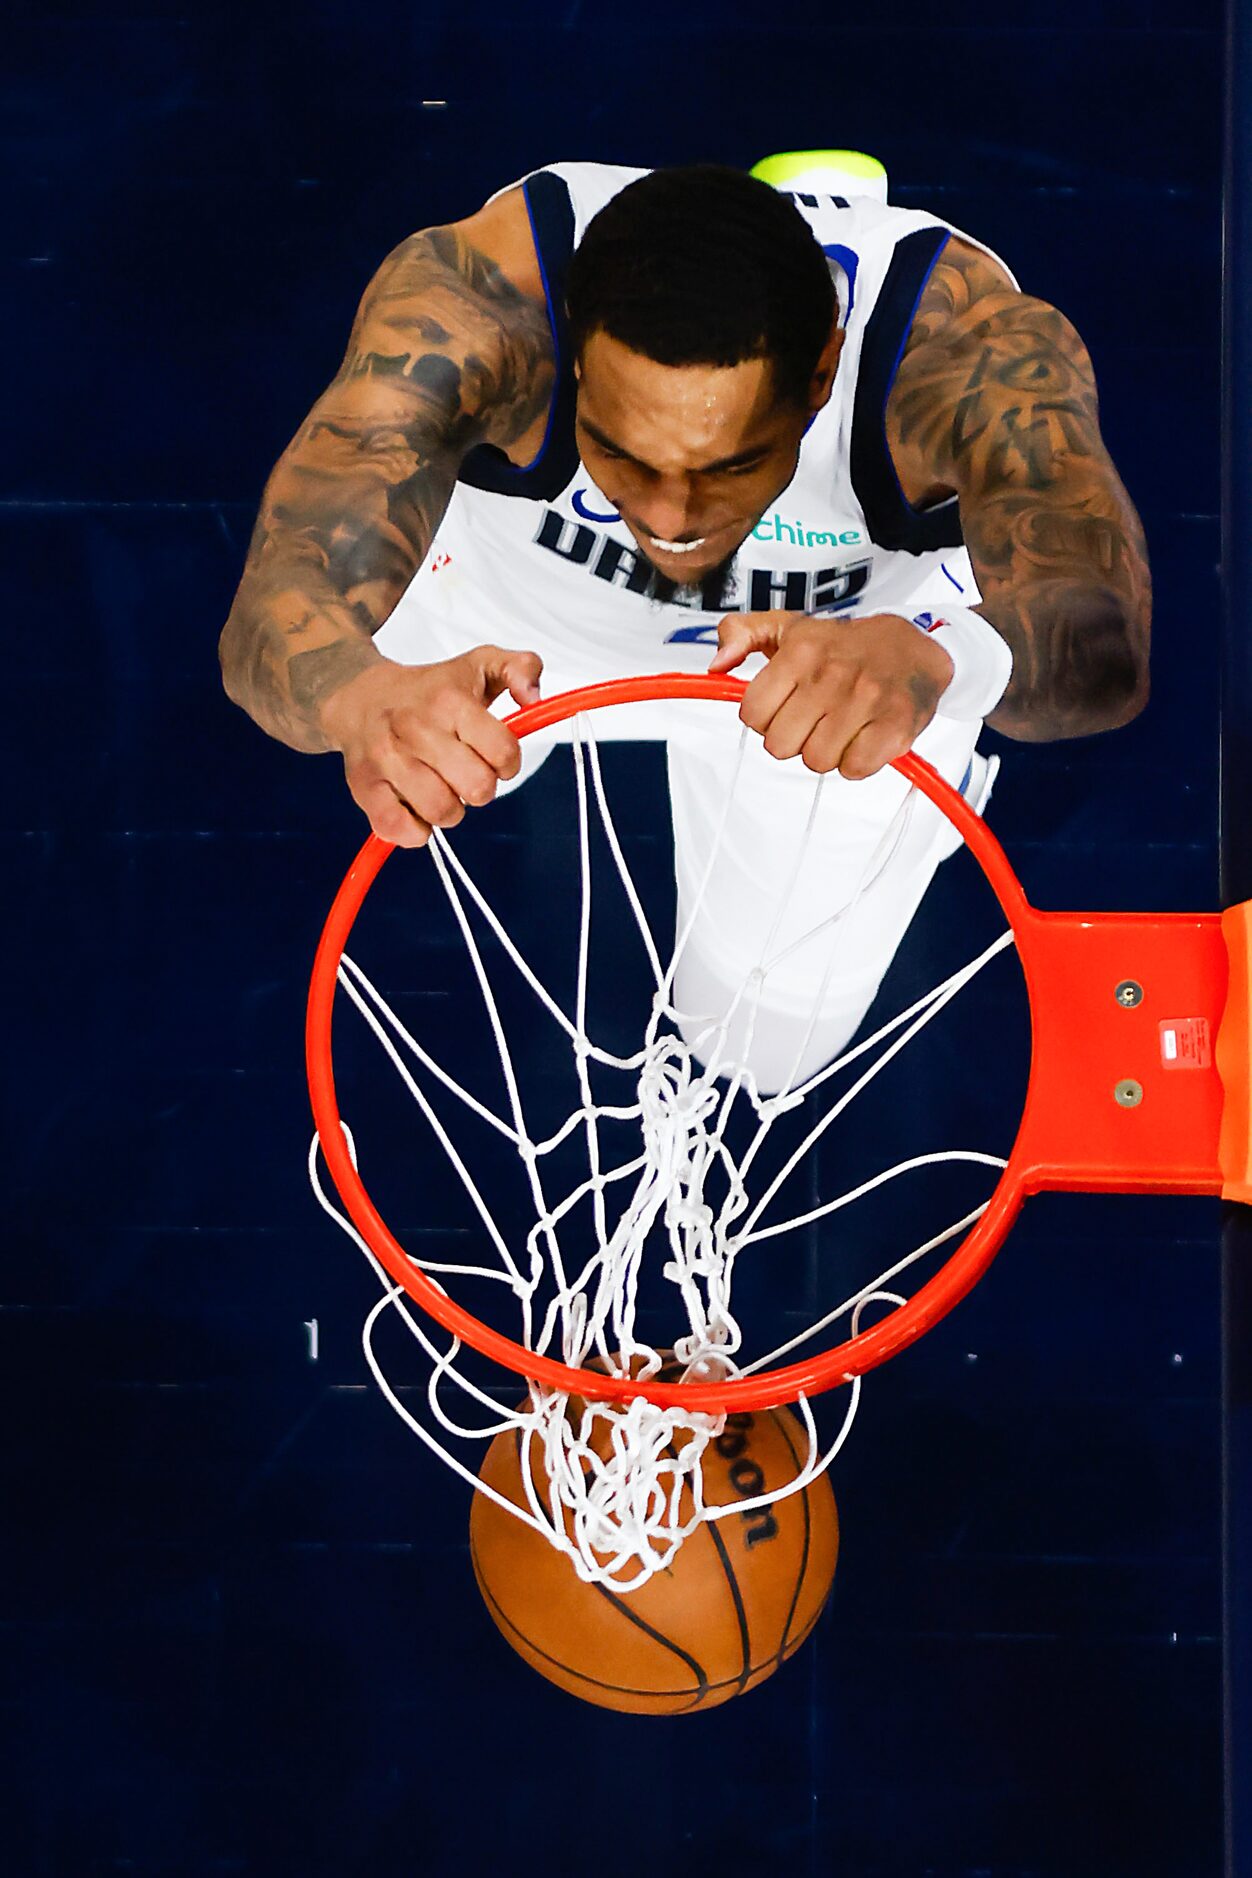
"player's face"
574,328,841,588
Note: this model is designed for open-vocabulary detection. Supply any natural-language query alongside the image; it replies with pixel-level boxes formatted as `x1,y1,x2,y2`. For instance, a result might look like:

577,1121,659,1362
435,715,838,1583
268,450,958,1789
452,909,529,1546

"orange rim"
306,672,1035,1410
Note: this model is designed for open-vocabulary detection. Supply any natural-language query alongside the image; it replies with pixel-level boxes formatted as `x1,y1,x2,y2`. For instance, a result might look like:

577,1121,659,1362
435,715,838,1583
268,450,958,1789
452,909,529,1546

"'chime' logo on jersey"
533,508,873,637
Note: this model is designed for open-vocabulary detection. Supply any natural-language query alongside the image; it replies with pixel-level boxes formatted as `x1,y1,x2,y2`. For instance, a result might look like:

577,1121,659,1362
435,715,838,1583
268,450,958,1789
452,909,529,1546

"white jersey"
378,159,1018,679
375,161,1015,1092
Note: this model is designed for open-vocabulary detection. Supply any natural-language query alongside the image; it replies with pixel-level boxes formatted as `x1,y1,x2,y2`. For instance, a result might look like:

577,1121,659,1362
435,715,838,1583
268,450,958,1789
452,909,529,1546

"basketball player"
220,162,1150,1090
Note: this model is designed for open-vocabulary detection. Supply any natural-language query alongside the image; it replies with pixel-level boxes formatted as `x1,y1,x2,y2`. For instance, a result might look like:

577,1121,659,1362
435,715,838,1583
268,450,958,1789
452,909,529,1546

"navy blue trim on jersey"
784,191,850,210
457,170,582,501
849,225,965,555
822,242,860,321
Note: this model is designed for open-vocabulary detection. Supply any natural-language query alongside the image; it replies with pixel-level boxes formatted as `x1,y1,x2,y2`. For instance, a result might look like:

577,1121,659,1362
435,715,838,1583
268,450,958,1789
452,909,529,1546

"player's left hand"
707,611,955,779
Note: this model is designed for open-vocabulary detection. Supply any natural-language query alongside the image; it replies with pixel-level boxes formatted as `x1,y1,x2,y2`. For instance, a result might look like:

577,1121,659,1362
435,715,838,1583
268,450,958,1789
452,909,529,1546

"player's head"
567,164,842,588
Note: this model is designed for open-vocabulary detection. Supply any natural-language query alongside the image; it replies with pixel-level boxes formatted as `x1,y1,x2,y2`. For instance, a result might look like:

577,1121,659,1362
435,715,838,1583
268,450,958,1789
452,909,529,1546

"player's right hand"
318,645,544,848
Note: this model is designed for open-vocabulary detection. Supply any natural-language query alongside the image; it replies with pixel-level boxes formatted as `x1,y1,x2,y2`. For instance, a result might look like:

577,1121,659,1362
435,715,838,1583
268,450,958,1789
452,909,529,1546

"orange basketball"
469,1397,839,1714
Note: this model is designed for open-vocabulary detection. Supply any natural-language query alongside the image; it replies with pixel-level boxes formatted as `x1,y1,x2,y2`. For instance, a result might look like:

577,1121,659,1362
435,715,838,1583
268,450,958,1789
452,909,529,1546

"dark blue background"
4,4,1233,1874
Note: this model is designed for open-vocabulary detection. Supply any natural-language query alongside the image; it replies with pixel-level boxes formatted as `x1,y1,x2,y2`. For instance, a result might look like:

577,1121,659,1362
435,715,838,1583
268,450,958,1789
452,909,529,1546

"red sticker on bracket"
1158,1017,1212,1070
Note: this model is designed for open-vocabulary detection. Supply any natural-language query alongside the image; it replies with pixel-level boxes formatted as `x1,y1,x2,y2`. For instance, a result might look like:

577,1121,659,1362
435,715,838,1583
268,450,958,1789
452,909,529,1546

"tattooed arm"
888,240,1151,741
219,199,555,843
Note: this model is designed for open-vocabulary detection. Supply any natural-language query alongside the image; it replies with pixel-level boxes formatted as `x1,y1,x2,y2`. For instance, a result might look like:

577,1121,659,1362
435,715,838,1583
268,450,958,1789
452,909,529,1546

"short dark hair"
565,164,837,408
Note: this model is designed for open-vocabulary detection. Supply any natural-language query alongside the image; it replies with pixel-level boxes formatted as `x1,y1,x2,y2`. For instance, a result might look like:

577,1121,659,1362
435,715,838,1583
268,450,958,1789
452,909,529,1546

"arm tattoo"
902,240,1017,350
889,249,1151,741
219,224,555,750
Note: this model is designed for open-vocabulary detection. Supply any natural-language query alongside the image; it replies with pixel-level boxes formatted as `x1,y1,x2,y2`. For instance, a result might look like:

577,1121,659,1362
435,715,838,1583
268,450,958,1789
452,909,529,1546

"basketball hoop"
305,672,1251,1591
307,673,1252,1411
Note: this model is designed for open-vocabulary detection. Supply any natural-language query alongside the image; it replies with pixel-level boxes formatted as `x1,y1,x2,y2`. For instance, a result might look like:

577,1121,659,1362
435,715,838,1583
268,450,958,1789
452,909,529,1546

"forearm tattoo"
219,225,555,750
890,247,1151,741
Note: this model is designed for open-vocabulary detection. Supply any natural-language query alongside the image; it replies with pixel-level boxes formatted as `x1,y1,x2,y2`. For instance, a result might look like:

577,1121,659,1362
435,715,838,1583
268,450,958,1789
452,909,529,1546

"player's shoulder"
444,162,649,301
902,240,1090,382
900,234,1022,357
446,184,547,306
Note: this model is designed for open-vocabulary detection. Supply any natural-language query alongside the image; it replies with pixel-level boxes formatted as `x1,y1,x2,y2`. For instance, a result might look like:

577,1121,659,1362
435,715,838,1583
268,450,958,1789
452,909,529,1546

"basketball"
469,1396,839,1714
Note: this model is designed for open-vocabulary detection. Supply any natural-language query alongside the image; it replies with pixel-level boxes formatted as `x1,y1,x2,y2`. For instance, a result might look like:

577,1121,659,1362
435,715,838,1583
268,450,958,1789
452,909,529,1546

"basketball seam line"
472,1527,827,1704
701,1499,755,1695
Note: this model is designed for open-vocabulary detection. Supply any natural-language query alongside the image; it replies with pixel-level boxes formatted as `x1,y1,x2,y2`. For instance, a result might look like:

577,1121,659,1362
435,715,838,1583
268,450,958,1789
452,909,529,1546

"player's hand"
318,645,543,847
707,611,954,780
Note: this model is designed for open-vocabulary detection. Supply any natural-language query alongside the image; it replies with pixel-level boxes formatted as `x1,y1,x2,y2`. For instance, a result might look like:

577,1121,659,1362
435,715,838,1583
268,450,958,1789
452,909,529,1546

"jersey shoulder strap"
458,170,581,502
849,223,964,554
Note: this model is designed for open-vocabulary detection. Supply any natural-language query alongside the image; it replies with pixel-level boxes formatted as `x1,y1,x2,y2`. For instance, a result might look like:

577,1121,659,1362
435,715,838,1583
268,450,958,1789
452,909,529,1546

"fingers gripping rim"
306,672,1032,1411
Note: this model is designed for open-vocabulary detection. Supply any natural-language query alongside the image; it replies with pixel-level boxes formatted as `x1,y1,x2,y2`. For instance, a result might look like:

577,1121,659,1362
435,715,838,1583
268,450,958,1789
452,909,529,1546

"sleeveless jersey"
377,161,1018,672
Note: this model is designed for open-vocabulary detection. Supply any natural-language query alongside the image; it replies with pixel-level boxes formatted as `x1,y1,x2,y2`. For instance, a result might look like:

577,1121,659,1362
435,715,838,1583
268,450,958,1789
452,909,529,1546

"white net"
311,717,1014,1592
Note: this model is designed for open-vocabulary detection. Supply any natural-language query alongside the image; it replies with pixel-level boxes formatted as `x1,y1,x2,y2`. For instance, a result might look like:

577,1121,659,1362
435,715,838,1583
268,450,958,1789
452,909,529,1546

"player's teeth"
649,535,706,554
